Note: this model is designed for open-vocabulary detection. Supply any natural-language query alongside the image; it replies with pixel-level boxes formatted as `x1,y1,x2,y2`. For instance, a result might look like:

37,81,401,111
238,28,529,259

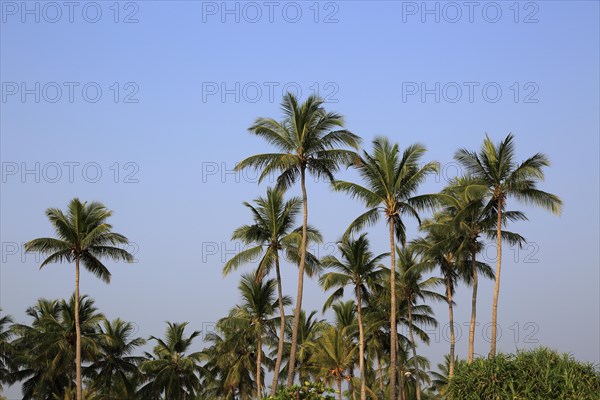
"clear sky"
1,1,599,397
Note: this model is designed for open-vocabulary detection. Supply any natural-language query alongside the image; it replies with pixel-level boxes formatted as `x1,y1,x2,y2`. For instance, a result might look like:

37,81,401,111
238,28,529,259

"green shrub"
446,347,600,399
263,381,337,400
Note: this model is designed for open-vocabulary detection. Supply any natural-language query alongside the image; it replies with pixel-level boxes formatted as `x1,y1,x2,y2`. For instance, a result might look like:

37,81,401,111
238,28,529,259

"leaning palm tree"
333,137,438,399
88,318,145,399
138,322,204,400
223,187,321,395
455,134,562,356
236,93,360,385
395,246,445,400
24,198,134,400
320,233,387,400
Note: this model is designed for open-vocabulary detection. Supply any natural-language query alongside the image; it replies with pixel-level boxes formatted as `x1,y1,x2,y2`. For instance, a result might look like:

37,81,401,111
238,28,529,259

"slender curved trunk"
337,379,343,400
287,168,308,386
270,252,285,395
75,256,82,400
376,354,384,396
489,199,503,357
257,332,262,399
446,272,455,378
407,302,421,400
356,287,366,400
388,219,397,400
468,250,478,364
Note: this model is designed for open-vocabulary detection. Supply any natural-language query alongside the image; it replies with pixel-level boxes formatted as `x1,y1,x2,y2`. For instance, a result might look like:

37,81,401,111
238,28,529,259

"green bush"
446,347,600,399
263,381,337,400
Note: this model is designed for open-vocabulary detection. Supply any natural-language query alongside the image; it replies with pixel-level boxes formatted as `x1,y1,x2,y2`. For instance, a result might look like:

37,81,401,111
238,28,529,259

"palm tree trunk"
75,256,82,400
407,302,421,400
388,219,397,400
446,273,455,378
468,250,478,364
337,379,343,400
489,200,503,357
287,168,308,386
270,252,285,396
257,332,262,399
398,361,405,400
356,287,366,400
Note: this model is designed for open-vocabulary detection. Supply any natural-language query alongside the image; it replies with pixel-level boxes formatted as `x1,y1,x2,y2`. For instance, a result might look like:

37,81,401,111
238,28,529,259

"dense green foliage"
446,348,600,400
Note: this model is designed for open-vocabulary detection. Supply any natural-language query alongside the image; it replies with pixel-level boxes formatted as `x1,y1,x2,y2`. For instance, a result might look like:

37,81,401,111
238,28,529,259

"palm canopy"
319,233,388,311
223,187,323,278
454,133,562,214
334,136,439,244
395,246,446,306
24,198,134,283
235,93,361,187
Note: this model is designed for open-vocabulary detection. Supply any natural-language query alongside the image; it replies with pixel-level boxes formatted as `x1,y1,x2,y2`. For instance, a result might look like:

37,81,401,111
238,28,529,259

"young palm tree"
88,318,145,399
319,233,387,400
223,187,321,395
228,273,290,399
24,198,134,400
455,134,562,356
308,325,357,400
139,322,204,400
395,246,445,400
236,93,360,385
333,137,438,398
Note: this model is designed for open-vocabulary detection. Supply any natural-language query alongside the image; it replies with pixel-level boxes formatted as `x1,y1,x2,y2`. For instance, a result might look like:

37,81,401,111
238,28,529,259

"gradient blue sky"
1,1,599,396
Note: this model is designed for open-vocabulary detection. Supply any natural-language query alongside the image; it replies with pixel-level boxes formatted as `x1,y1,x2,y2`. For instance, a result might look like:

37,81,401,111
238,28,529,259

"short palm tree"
228,273,290,399
24,198,134,400
223,187,321,395
308,325,357,400
319,233,387,400
88,318,145,399
139,322,204,400
236,93,360,385
455,134,562,356
333,137,438,399
395,246,445,400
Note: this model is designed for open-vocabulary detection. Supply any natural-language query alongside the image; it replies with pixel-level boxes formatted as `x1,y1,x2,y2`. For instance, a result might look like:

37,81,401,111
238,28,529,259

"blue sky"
1,0,599,396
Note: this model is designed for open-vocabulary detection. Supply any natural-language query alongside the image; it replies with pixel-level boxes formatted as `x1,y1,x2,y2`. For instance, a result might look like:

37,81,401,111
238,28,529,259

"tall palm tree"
333,137,438,398
88,318,145,399
223,187,321,395
308,325,357,400
24,198,134,400
229,273,290,399
139,322,204,400
10,296,104,400
320,234,387,400
455,134,562,356
236,93,360,385
395,246,445,400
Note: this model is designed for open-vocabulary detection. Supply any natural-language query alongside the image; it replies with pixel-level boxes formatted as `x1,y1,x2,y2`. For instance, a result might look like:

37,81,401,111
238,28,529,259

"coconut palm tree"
0,310,14,387
88,318,145,399
308,325,357,400
395,246,445,400
24,198,134,400
138,322,204,400
236,93,360,385
10,296,104,400
333,137,438,398
228,273,290,399
319,234,387,400
437,177,522,362
455,134,562,356
223,187,321,395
